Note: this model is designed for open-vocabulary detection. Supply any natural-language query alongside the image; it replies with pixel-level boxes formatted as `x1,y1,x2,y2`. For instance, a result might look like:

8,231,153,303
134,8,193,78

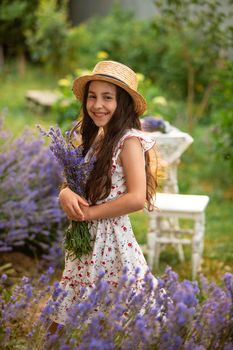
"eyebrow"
88,90,116,96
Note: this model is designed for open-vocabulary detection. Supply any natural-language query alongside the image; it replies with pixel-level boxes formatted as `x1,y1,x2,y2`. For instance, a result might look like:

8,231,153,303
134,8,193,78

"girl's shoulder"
116,128,156,153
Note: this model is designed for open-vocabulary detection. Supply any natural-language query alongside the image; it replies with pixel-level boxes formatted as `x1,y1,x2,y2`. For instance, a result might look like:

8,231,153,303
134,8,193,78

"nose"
93,97,103,109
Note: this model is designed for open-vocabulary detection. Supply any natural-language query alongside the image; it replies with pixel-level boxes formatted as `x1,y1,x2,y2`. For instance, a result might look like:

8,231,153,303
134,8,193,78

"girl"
50,60,158,329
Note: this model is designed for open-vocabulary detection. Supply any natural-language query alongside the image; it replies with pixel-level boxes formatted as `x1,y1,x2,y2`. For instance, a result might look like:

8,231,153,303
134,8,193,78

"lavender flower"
141,116,166,133
1,274,7,282
223,272,233,304
1,267,233,349
0,119,66,261
40,125,96,260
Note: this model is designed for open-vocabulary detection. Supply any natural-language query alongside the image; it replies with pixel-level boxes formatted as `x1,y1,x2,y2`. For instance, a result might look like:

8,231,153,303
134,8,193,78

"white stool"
146,193,209,279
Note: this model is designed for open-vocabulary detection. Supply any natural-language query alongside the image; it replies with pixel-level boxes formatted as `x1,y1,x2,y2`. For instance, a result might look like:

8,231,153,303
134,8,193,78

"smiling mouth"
93,112,107,118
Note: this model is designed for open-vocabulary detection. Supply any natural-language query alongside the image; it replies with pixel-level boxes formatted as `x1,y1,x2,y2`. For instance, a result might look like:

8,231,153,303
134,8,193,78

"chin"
93,120,109,128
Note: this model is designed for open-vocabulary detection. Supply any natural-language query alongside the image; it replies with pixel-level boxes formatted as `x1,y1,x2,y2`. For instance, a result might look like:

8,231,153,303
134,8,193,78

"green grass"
1,62,232,284
0,63,58,135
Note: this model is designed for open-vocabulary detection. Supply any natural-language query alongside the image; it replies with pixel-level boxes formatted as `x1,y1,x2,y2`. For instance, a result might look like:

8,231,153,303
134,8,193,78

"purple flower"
40,125,96,260
175,302,195,326
0,120,66,261
1,274,7,282
224,343,233,350
141,116,166,133
60,345,70,350
223,272,233,299
21,276,29,284
1,266,233,349
52,281,64,300
40,300,56,318
23,284,33,299
173,280,199,307
83,338,114,350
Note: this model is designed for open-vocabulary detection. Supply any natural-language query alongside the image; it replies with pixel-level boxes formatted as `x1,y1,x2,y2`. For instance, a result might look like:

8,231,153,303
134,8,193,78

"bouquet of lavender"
39,126,95,260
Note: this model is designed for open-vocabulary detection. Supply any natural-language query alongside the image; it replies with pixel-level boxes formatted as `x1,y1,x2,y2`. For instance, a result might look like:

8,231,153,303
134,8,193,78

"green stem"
64,221,92,261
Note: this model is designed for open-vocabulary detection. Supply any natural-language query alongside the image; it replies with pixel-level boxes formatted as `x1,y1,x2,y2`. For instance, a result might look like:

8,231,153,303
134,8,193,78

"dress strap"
112,129,156,166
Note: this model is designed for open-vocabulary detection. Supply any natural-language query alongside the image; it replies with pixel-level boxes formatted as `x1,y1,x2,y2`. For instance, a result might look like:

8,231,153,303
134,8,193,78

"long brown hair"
70,81,157,210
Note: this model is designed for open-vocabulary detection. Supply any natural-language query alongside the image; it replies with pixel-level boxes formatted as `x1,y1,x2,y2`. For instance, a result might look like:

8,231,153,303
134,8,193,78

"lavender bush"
0,119,66,260
0,267,232,349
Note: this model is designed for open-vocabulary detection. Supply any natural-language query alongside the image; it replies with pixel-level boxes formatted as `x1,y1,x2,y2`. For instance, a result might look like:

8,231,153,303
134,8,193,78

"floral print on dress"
52,129,158,325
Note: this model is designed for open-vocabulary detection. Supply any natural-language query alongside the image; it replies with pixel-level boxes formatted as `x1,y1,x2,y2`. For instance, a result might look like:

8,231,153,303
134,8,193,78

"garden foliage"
25,0,69,73
55,2,232,123
211,60,233,185
48,1,232,135
0,0,38,65
0,119,66,258
1,1,232,123
53,74,82,131
0,267,232,349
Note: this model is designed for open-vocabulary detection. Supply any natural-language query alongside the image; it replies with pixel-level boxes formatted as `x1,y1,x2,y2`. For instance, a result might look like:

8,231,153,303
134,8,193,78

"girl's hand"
59,187,89,221
79,204,93,221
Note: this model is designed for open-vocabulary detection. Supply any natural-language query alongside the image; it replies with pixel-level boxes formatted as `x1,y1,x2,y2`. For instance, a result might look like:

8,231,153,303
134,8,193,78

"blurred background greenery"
0,0,232,282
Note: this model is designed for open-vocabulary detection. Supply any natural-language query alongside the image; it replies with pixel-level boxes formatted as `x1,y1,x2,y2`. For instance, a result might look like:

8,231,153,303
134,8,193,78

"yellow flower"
152,96,167,106
136,73,145,82
58,79,70,87
75,69,92,77
97,51,109,59
61,99,70,107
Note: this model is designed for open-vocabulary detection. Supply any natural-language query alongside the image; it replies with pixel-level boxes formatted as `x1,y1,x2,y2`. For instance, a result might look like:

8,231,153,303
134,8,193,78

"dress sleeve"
112,129,156,166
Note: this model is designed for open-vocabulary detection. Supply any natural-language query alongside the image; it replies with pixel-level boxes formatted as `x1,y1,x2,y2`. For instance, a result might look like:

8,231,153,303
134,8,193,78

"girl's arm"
59,187,89,221
81,137,147,220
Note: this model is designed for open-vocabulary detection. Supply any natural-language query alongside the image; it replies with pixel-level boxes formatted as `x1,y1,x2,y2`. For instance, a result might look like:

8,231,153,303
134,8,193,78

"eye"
104,95,113,100
88,94,96,99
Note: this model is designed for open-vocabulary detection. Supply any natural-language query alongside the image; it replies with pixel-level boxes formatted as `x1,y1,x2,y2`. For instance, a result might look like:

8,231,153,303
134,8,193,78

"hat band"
94,74,130,88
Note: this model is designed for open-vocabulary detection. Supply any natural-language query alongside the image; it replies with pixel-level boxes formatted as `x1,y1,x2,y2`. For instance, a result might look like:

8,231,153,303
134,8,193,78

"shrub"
0,267,232,349
52,74,82,131
65,24,97,71
25,0,70,73
0,0,38,66
0,119,66,259
211,60,233,184
60,2,232,127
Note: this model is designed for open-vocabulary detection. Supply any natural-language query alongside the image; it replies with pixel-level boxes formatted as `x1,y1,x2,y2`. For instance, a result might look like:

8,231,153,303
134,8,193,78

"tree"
0,0,39,74
153,0,233,128
25,0,70,74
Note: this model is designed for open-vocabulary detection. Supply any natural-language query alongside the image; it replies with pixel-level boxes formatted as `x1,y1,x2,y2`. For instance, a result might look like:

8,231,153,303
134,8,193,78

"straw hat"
73,60,147,115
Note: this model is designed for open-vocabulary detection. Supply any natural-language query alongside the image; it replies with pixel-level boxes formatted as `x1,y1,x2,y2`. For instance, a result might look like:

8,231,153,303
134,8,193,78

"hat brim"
73,75,147,116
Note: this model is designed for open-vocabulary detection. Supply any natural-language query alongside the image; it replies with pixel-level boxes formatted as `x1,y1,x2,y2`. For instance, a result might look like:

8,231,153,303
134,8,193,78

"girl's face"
86,81,117,130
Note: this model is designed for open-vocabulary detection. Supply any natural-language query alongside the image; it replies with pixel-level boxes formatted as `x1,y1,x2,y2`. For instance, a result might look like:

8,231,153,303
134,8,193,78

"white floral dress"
52,129,158,325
